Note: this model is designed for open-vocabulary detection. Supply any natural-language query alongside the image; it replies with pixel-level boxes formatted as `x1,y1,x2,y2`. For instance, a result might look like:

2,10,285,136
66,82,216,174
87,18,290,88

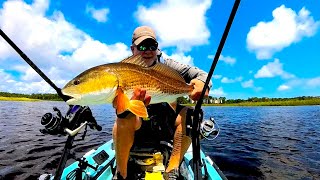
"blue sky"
0,0,319,99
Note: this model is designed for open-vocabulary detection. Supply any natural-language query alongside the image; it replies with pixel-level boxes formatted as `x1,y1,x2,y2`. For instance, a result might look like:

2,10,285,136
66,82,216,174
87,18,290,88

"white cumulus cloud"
221,76,243,83
212,74,222,79
278,85,291,91
162,52,194,66
277,76,320,92
209,87,226,97
254,59,294,79
0,69,11,79
306,77,320,87
241,79,262,91
86,4,109,23
0,0,131,93
241,79,254,88
135,0,212,52
208,54,236,65
247,5,320,59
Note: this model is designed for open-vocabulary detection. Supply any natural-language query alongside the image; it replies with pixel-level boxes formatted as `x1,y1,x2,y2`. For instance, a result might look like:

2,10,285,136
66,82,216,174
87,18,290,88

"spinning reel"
40,105,101,137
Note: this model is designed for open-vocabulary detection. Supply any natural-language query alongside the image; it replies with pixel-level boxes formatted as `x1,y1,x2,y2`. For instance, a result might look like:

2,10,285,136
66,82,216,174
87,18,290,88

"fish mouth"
61,90,81,104
61,90,108,105
65,96,82,105
60,94,73,101
66,98,78,105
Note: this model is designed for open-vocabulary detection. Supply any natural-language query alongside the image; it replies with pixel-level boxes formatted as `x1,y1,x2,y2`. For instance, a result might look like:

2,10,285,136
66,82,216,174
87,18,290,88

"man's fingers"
144,95,151,106
132,88,149,103
140,89,146,101
132,88,145,100
133,88,141,99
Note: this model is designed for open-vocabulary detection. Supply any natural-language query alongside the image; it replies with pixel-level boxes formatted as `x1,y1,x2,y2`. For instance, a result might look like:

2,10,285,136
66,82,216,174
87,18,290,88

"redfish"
62,55,193,118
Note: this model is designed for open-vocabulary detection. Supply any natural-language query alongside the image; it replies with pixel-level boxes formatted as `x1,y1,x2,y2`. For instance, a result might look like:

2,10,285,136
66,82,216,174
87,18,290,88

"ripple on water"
1,102,320,179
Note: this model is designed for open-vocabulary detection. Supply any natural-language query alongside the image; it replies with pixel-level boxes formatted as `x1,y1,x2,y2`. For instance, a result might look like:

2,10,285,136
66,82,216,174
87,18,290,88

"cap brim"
133,36,156,45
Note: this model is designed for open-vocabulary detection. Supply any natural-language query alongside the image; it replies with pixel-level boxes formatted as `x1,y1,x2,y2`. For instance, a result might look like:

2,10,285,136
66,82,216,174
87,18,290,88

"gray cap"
132,26,157,45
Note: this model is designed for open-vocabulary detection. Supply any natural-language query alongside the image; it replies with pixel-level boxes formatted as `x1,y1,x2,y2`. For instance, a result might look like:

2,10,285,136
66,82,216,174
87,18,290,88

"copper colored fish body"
62,55,193,118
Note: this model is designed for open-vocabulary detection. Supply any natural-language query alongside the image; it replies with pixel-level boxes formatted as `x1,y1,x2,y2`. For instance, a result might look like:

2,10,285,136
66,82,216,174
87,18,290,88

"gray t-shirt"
160,57,212,90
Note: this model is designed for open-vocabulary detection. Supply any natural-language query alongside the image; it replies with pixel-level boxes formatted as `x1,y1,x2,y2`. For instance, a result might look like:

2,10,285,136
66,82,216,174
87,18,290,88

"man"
113,26,212,179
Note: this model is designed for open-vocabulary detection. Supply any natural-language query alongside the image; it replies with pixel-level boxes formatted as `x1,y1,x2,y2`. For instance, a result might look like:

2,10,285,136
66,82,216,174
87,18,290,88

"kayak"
49,139,227,180
38,106,226,180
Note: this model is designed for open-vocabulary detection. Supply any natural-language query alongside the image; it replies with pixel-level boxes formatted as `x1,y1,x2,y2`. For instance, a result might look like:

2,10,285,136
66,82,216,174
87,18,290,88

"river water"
0,101,319,179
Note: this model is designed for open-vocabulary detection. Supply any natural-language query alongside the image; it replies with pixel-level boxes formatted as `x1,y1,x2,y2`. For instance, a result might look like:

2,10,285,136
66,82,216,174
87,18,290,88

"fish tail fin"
113,88,148,118
128,100,148,118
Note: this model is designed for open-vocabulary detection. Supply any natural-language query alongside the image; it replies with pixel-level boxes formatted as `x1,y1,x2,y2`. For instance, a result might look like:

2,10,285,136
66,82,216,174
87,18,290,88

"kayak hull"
54,139,226,180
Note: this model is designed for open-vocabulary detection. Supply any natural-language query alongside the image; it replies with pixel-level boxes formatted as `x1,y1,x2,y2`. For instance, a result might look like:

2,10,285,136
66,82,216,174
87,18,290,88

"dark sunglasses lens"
138,45,147,51
149,46,157,51
138,43,158,51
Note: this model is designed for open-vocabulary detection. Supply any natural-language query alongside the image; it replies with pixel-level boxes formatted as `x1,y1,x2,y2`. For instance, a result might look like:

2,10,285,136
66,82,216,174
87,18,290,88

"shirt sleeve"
163,57,212,90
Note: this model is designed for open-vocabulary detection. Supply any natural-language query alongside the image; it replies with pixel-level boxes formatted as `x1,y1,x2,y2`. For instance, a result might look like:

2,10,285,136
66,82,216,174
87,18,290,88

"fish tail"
128,100,148,118
114,88,148,118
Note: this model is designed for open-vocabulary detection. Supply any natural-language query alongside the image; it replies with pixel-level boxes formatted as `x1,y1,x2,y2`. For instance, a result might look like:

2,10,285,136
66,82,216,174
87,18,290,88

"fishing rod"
0,29,103,180
0,28,84,180
0,29,69,102
192,0,241,179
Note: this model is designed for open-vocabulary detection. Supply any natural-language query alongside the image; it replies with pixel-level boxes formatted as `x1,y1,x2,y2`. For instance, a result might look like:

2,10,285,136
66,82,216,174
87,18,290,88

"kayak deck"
58,140,226,180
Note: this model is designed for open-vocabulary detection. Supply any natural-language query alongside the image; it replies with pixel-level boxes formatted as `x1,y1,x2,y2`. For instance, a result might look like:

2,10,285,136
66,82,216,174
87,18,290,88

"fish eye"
74,79,80,85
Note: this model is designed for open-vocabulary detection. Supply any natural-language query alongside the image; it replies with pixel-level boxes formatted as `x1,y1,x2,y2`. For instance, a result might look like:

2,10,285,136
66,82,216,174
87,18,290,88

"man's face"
131,38,158,67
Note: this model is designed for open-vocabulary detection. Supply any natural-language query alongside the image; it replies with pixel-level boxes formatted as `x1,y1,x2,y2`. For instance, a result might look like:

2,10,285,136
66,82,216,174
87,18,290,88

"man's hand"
189,79,209,101
132,88,151,106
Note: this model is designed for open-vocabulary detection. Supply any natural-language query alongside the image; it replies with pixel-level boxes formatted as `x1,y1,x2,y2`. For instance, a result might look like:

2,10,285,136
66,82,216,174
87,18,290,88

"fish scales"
112,63,190,95
62,55,193,117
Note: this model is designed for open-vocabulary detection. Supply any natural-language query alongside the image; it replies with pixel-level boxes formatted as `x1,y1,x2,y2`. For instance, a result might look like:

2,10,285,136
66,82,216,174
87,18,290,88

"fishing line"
192,0,241,179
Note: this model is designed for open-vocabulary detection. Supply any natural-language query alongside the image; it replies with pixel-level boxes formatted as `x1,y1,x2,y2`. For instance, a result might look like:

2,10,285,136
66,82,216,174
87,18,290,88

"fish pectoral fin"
114,88,130,114
128,100,148,118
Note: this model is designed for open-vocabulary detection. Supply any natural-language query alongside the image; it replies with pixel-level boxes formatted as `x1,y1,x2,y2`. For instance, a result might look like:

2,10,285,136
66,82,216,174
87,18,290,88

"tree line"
177,95,320,104
1,91,319,104
0,92,62,101
225,96,320,104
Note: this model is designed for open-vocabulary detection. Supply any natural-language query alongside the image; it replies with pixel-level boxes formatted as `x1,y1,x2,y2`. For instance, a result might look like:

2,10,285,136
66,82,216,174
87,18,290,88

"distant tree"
219,97,226,103
248,97,258,102
0,92,62,101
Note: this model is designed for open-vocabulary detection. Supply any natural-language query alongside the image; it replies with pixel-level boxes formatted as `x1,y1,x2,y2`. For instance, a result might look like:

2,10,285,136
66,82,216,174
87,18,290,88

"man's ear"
130,45,134,53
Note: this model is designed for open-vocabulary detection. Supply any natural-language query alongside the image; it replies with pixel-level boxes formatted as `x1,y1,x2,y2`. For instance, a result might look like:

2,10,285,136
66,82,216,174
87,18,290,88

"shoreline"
184,99,320,106
0,96,41,102
1,96,319,106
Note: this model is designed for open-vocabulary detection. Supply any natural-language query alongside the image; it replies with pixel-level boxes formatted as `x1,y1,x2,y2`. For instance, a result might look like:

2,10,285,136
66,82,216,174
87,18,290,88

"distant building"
214,98,223,104
187,96,224,104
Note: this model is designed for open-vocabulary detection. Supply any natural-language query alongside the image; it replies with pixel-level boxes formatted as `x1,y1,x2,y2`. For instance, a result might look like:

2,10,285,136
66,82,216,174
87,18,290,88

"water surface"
0,101,319,179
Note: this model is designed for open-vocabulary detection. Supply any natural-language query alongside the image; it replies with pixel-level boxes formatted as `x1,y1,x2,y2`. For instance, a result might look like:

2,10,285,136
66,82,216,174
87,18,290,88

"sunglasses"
136,42,158,51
